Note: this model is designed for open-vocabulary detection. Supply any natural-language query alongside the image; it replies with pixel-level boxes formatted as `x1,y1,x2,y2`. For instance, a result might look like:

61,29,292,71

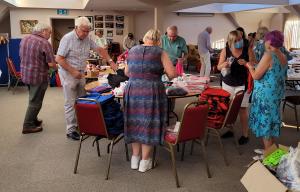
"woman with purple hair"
246,30,288,152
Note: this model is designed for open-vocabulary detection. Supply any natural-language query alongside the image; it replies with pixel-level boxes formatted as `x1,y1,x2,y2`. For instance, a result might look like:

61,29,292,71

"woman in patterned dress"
124,29,177,172
246,30,288,150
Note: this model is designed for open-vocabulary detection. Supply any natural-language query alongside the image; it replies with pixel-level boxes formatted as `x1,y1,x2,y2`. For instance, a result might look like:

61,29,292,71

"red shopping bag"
176,60,184,76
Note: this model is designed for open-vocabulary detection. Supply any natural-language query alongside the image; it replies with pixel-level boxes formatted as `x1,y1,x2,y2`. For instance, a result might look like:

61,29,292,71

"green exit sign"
57,9,69,15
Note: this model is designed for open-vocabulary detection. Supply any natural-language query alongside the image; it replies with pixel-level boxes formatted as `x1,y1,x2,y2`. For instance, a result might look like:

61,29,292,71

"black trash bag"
107,69,129,88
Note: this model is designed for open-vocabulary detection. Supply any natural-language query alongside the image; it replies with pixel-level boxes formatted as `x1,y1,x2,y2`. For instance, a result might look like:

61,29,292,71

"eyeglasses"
78,27,91,33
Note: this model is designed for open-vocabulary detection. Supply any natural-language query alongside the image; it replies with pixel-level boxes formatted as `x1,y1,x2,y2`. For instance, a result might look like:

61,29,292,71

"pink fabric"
176,60,184,76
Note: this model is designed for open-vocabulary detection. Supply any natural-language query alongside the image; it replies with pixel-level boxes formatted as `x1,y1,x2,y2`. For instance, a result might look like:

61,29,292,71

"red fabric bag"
55,72,62,87
199,87,231,128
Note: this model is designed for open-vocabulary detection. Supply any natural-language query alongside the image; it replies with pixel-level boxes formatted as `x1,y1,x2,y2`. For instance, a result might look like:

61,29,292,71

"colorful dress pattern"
124,45,167,145
249,52,288,138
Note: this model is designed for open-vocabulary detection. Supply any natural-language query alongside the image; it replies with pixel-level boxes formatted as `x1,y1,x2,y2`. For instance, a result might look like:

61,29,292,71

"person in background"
217,30,250,145
236,27,249,49
161,25,188,66
124,29,177,173
95,29,108,50
20,23,57,134
123,33,136,50
197,27,214,77
246,30,287,152
56,17,117,140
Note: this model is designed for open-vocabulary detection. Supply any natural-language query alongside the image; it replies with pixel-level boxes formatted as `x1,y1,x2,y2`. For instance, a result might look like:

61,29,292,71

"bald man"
197,27,213,77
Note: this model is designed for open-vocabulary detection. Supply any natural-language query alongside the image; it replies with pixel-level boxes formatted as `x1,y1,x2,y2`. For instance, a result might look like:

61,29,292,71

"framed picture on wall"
85,16,93,30
116,23,124,29
107,38,113,45
105,22,114,28
20,20,38,34
107,30,113,37
94,22,103,28
105,15,114,21
94,15,103,21
116,29,123,36
115,15,124,22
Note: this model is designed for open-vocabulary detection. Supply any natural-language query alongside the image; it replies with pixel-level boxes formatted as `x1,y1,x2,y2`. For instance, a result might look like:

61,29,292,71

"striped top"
20,33,55,85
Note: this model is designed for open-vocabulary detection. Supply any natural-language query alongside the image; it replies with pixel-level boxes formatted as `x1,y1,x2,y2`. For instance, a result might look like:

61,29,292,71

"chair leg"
200,140,212,178
190,140,194,155
295,106,299,131
105,140,114,180
96,140,101,157
181,142,186,161
176,144,180,152
168,143,180,188
152,146,157,168
282,100,286,112
205,129,210,146
12,78,20,94
214,129,229,166
74,136,84,174
125,143,129,161
231,127,241,155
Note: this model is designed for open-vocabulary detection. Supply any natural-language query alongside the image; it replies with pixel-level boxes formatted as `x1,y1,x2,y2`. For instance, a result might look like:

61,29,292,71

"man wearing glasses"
161,26,188,66
56,17,117,140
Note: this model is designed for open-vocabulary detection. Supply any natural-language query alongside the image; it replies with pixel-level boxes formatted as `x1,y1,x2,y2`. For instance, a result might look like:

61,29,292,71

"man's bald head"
206,27,212,34
167,25,178,41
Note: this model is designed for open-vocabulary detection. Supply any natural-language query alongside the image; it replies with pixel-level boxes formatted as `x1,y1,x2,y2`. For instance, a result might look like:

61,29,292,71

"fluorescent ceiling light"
176,3,278,13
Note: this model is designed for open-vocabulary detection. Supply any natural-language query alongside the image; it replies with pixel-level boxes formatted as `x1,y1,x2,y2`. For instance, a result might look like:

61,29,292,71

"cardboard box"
241,144,291,192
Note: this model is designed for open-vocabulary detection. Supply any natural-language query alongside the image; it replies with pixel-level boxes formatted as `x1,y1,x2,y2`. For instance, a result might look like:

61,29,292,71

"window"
284,19,300,50
212,38,225,49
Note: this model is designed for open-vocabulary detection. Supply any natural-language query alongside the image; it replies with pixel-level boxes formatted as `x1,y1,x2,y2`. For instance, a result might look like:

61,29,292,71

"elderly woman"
246,30,287,151
124,29,177,172
217,30,250,145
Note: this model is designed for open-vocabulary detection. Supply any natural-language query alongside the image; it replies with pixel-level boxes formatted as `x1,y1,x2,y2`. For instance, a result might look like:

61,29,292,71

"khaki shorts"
222,82,250,108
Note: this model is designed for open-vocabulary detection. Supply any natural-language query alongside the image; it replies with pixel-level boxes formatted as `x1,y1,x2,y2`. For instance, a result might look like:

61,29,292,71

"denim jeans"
23,81,48,128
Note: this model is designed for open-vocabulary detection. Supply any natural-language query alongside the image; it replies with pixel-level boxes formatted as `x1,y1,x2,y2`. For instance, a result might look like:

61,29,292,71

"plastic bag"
276,146,300,191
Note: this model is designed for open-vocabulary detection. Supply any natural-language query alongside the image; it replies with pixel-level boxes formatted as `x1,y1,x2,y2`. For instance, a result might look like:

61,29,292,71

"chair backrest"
177,101,209,143
75,98,108,137
6,57,18,77
222,90,244,126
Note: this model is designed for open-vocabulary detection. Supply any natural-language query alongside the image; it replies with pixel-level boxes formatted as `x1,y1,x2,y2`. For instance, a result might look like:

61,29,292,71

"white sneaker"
131,155,140,170
252,155,264,161
138,159,152,173
254,149,264,155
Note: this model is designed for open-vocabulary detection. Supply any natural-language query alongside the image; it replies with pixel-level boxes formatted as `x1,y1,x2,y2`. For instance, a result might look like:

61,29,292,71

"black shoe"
35,119,43,127
22,126,43,134
238,136,249,145
221,131,234,138
66,131,80,140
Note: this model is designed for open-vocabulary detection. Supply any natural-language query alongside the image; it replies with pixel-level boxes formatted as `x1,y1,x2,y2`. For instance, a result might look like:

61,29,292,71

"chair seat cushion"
285,96,300,105
16,71,21,77
164,131,178,144
207,119,223,129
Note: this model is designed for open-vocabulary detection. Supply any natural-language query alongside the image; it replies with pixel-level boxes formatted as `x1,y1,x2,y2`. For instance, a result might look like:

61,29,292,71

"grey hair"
32,23,51,33
75,16,92,28
256,26,269,40
167,25,178,32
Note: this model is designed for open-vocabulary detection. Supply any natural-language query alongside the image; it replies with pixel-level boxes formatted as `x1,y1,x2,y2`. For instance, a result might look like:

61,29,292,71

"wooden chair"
6,57,22,94
283,95,300,131
74,98,129,180
206,90,244,166
164,101,211,187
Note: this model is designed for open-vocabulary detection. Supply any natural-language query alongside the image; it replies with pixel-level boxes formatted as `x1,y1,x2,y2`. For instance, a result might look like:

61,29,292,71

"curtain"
284,19,300,50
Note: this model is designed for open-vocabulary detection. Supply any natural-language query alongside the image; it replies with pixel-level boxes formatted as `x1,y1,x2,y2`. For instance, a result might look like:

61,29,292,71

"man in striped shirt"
20,23,57,134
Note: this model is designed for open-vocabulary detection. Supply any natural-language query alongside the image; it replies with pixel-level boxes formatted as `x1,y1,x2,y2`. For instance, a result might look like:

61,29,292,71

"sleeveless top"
222,44,249,87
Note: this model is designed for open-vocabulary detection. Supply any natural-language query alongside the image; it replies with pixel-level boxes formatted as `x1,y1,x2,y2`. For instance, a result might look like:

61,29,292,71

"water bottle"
221,56,234,77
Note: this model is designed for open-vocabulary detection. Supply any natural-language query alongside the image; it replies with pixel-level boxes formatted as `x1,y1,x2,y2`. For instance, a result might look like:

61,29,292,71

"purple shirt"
20,33,55,85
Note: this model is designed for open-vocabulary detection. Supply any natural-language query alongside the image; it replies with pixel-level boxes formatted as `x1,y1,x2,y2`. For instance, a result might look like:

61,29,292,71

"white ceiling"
0,0,300,12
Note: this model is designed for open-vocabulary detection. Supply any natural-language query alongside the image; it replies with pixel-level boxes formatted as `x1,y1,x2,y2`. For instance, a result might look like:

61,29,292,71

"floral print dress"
249,52,287,138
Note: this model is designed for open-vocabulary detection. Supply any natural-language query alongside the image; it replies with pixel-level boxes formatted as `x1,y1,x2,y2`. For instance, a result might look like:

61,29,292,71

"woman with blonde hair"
217,30,250,145
124,29,177,172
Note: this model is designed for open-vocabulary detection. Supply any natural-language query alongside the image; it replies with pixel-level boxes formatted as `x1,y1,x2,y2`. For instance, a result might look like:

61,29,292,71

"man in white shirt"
95,29,108,50
197,27,214,77
123,33,136,50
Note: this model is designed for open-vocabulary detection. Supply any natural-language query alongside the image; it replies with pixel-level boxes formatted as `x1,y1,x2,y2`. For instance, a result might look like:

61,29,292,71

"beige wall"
9,8,131,45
